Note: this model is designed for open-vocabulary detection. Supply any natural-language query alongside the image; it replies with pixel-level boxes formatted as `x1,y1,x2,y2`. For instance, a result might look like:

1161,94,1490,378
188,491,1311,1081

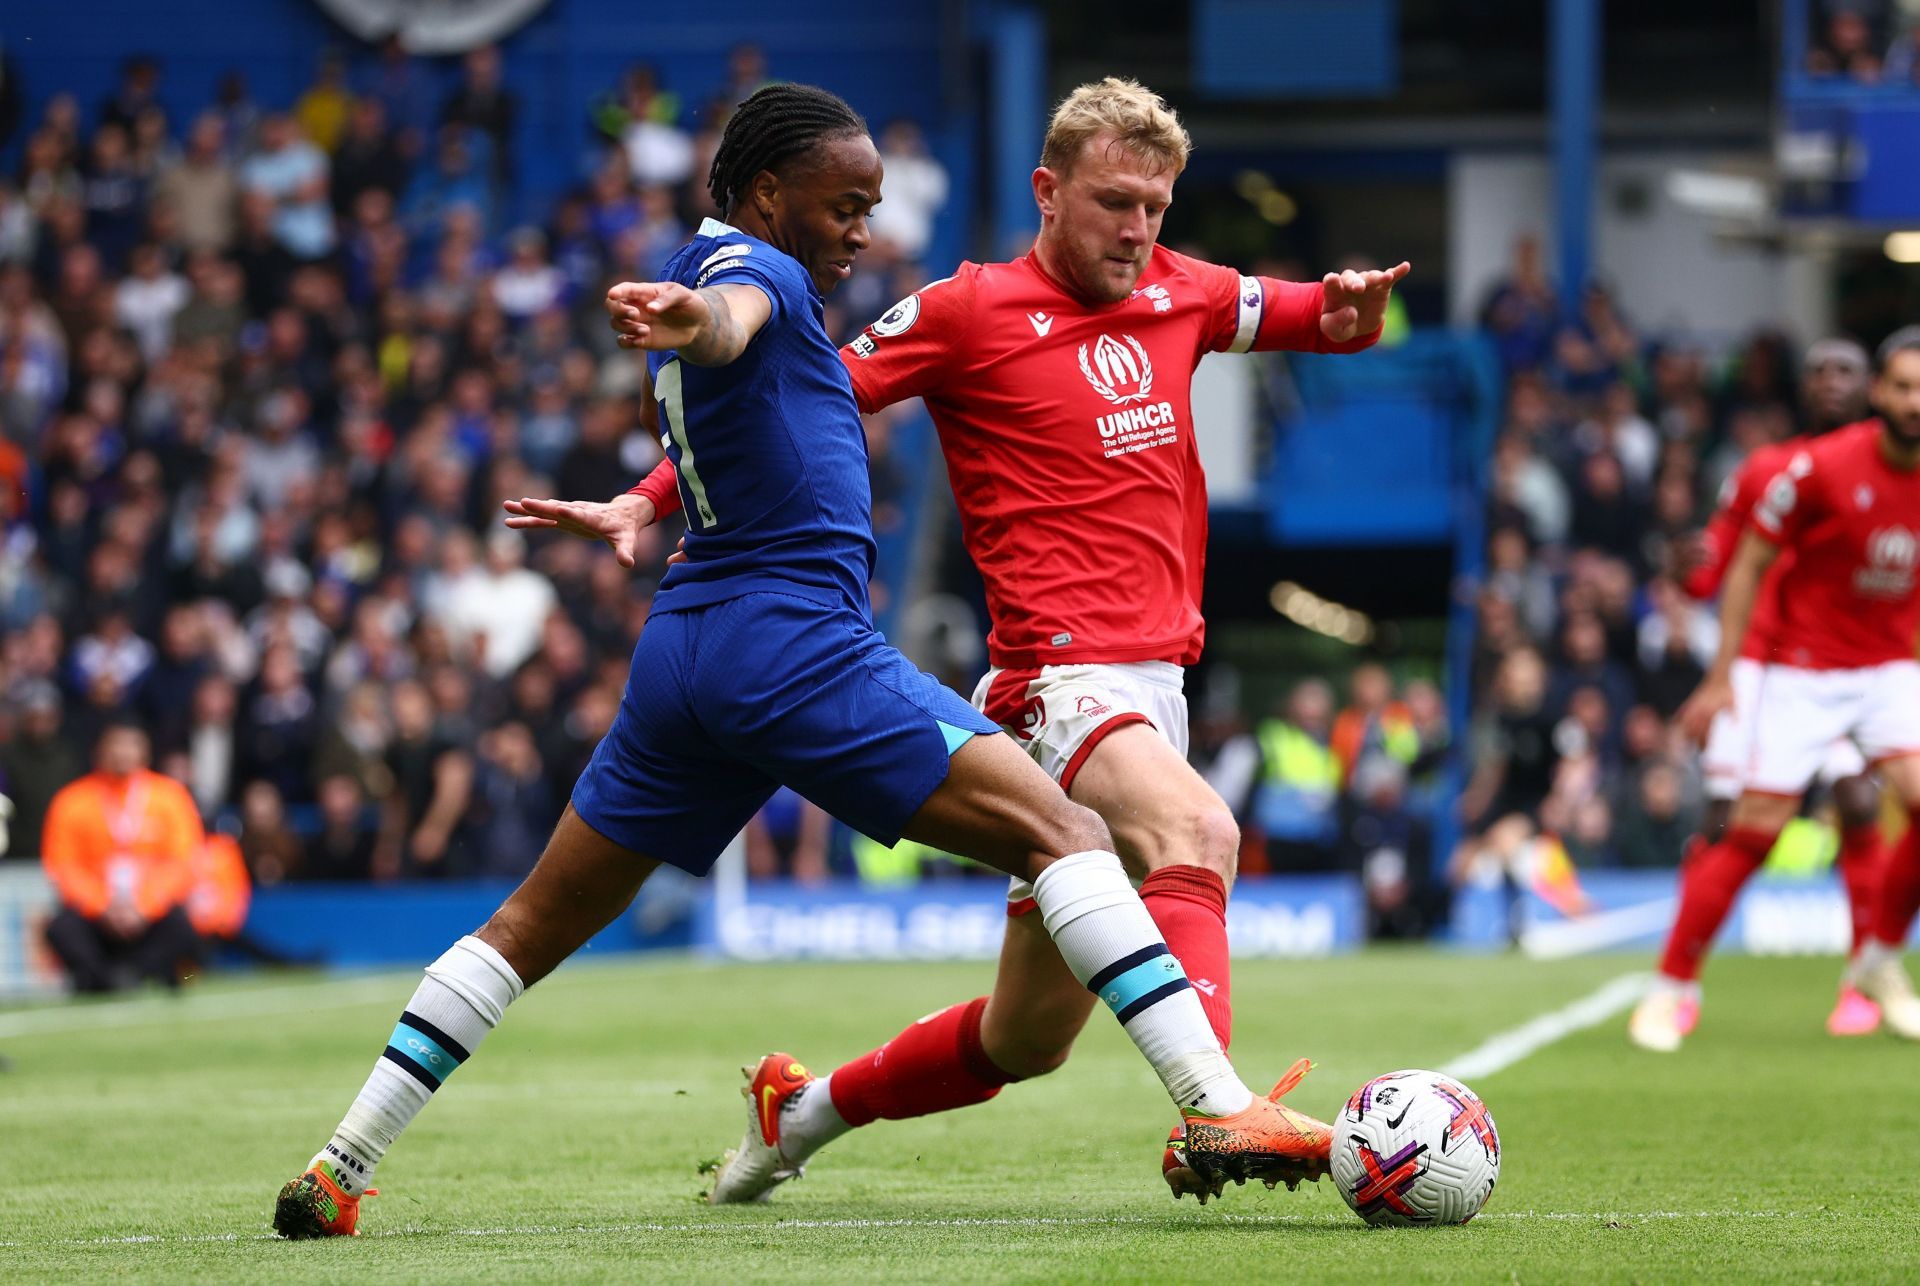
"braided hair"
706,83,867,217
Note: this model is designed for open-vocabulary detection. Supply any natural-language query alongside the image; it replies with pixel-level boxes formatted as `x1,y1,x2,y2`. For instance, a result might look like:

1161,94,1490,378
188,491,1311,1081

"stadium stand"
0,42,942,926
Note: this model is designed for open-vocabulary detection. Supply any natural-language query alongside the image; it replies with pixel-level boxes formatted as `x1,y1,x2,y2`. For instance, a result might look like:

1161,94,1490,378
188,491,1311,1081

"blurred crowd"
1441,234,1879,904
0,35,947,960
1806,0,1920,84
1186,665,1453,940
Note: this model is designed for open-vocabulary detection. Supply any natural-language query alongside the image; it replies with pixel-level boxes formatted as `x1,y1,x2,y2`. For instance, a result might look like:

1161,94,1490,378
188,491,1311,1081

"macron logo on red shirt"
1027,311,1054,337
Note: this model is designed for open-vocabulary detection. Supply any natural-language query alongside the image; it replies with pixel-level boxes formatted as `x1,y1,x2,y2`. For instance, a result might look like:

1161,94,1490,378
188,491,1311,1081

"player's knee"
1185,808,1241,882
1832,777,1881,830
1730,793,1797,835
1032,799,1114,862
1702,799,1732,845
1131,805,1240,882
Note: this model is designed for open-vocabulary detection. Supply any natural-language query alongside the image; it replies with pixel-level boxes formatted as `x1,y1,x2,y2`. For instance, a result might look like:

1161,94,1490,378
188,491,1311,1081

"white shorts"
1733,660,1920,797
972,660,1188,912
1702,658,1868,801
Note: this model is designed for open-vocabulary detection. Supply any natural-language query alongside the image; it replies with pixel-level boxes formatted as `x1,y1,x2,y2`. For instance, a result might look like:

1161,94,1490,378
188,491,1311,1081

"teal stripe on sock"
389,1021,460,1084
1095,954,1188,1017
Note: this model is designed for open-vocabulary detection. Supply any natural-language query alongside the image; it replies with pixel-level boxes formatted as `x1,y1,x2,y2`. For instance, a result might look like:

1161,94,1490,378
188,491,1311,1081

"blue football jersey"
646,218,876,617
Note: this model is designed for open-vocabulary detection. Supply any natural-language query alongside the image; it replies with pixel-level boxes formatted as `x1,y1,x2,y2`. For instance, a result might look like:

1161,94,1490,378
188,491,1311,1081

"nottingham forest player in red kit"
1670,338,1887,1042
596,78,1406,1203
1631,328,1920,1052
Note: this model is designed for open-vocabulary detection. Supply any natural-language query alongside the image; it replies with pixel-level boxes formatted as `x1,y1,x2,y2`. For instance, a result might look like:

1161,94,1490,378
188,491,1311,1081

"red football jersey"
842,245,1377,668
1685,437,1804,662
1751,419,1920,669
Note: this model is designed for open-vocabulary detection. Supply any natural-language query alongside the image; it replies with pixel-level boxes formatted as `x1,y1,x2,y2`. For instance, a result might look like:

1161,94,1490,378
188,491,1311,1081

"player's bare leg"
1633,791,1798,1052
275,808,659,1237
1846,755,1920,1039
1827,772,1888,1034
468,809,664,985
977,908,1100,1071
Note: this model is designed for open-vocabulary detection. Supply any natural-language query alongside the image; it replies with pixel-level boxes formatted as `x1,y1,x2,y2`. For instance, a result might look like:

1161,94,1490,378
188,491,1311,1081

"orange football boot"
273,1162,376,1239
1178,1058,1331,1192
1162,1121,1226,1203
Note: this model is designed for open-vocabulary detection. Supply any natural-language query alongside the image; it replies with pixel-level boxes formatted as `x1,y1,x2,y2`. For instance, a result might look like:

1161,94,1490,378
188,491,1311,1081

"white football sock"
1032,851,1253,1117
1648,974,1700,1003
1847,937,1901,988
313,936,524,1196
779,1072,852,1160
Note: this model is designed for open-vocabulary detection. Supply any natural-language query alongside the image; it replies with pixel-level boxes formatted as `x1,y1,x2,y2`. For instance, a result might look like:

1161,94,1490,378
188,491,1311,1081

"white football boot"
1628,988,1688,1053
704,1053,819,1204
1854,956,1920,1041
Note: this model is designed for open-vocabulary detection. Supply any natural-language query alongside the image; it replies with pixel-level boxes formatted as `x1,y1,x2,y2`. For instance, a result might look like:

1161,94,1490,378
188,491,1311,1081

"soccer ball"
1329,1070,1501,1227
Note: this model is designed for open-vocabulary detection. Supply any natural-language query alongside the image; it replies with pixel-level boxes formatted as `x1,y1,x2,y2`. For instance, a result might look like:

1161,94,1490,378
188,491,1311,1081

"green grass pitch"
5,949,1919,1282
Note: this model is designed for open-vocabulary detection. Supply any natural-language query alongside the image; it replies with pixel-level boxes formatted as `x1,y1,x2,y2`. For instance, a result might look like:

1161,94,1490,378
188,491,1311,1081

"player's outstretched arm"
502,493,658,569
1677,529,1780,743
1319,262,1411,343
605,281,773,366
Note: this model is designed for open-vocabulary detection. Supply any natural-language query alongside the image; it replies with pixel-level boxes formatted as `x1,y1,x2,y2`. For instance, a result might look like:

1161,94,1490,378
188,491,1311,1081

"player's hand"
503,492,657,569
102,899,147,941
606,282,712,351
1677,671,1734,745
667,534,687,566
1673,529,1713,579
1320,262,1411,343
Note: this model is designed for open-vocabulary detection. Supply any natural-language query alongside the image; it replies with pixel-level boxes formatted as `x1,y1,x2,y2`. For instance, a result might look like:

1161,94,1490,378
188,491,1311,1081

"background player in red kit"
620,78,1405,1203
1631,329,1920,1052
1667,338,1887,1042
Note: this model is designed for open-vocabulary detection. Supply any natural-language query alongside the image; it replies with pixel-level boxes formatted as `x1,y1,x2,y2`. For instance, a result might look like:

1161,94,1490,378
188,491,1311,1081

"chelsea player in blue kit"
275,85,1315,1238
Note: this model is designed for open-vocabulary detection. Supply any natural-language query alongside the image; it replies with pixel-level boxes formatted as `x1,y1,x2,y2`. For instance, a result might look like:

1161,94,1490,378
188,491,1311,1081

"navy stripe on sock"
381,1044,442,1090
399,1010,471,1063
1115,978,1192,1025
1086,943,1171,996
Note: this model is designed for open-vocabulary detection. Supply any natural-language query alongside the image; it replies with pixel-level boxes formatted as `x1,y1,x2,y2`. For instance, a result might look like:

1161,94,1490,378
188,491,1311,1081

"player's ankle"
782,1075,853,1158
1650,974,1699,1001
312,1141,375,1197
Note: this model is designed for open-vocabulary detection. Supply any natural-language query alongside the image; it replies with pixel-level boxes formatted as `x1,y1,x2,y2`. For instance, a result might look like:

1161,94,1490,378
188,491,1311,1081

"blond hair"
1040,77,1191,177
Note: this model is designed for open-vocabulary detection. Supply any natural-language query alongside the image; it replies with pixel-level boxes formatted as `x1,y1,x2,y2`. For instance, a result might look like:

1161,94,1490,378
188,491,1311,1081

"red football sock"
828,996,1012,1128
1838,820,1886,954
1657,825,1776,983
1140,865,1232,1049
1870,821,1920,949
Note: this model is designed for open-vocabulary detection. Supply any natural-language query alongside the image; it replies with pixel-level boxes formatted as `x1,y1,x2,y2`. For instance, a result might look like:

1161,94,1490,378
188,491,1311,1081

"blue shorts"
571,591,1000,875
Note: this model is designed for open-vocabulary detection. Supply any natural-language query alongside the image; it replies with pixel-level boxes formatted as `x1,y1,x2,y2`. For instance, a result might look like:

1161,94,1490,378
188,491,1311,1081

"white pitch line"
1,1209,1836,1249
1441,972,1652,1082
